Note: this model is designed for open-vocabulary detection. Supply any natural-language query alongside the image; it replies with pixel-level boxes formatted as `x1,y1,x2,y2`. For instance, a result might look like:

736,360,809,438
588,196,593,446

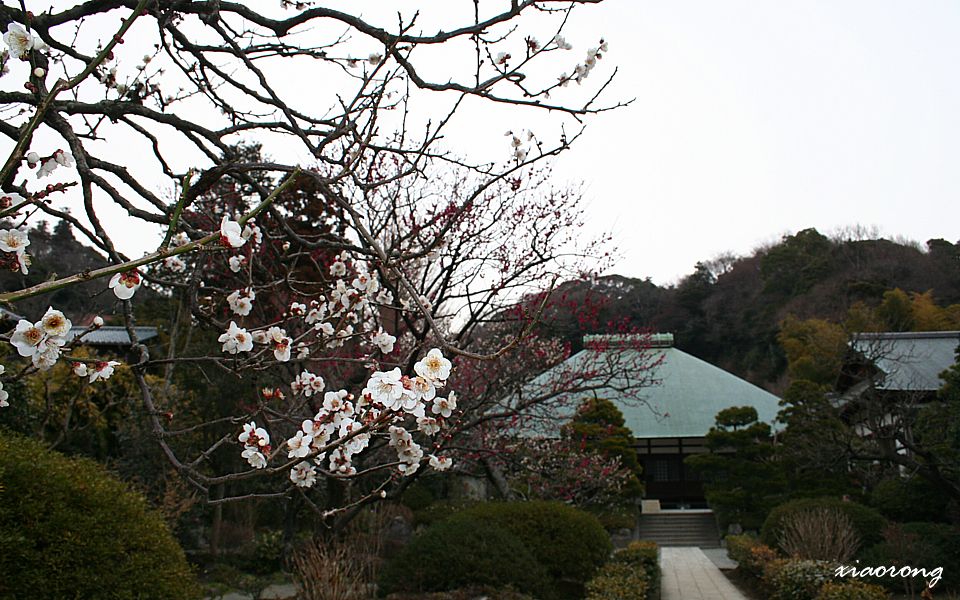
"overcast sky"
538,0,960,284
14,1,960,287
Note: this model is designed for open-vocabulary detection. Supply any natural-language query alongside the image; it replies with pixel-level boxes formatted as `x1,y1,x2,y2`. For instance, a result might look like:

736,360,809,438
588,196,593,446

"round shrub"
870,477,950,523
746,543,783,580
0,432,200,600
586,563,648,600
815,580,890,600
454,500,612,591
768,559,839,600
762,498,887,551
377,516,550,597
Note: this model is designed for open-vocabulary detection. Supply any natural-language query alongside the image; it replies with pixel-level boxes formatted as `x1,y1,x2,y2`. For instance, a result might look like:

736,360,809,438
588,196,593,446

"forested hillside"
537,228,960,391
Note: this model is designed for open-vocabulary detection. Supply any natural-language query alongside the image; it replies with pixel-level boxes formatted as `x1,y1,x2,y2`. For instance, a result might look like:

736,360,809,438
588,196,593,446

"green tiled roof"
519,334,782,438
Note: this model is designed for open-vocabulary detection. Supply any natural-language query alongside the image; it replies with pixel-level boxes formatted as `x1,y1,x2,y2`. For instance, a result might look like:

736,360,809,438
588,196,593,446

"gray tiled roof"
64,326,159,346
851,331,960,391
515,334,782,439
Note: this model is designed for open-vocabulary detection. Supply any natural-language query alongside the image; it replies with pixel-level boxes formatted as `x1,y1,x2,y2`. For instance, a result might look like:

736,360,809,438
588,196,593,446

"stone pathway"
660,547,748,600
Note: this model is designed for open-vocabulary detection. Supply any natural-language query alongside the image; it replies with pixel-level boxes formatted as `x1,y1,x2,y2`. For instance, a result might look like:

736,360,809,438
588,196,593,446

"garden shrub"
857,522,960,592
585,563,648,600
777,507,861,561
768,559,839,600
729,534,781,581
377,516,550,597
454,501,612,594
762,498,886,551
0,432,200,600
761,557,791,596
815,580,890,600
610,540,659,599
870,477,950,524
727,533,760,565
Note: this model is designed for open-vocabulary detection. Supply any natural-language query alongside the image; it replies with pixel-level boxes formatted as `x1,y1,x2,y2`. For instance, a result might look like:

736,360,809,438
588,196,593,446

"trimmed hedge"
761,498,887,551
377,515,550,597
0,432,200,600
453,501,612,594
767,559,839,600
610,540,660,599
727,533,781,579
585,563,648,600
815,580,890,600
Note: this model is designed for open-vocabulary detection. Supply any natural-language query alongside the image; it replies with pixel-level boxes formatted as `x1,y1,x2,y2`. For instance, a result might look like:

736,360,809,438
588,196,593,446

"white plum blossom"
164,255,186,272
53,150,74,168
328,447,356,476
242,447,267,469
364,368,405,409
228,255,245,273
351,271,379,295
296,342,310,360
414,348,452,382
11,319,45,356
305,304,326,324
241,220,262,245
552,35,573,50
289,461,317,487
15,250,29,275
323,389,351,413
39,307,71,338
374,288,392,305
291,370,325,397
88,361,120,383
431,391,458,418
266,326,292,361
36,158,59,178
318,322,335,336
0,228,29,254
286,430,313,459
227,288,255,316
219,216,246,248
219,321,253,354
93,315,104,327
429,455,453,471
417,416,441,436
0,365,7,408
410,375,436,402
109,270,142,300
3,22,34,59
239,421,271,449
289,302,306,316
329,260,346,277
389,426,424,476
371,329,396,354
72,362,88,378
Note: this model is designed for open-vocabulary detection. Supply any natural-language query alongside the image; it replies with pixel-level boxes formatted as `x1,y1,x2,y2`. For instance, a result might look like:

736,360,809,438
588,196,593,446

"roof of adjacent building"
64,326,159,346
517,333,782,439
850,331,960,392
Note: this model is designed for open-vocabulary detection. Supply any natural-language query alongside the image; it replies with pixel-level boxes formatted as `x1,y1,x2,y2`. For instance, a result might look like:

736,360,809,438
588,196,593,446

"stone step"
638,512,720,548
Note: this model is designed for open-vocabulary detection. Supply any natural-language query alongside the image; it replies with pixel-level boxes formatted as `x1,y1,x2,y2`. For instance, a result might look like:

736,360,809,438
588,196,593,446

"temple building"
519,333,782,509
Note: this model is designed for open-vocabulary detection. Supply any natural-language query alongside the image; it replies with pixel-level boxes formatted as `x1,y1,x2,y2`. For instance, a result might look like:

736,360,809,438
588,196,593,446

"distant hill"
535,229,960,392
